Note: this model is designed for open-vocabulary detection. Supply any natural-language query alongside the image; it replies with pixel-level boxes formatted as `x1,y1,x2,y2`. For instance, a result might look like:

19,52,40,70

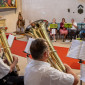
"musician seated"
49,18,57,42
24,38,79,85
0,46,24,85
69,19,77,42
79,29,85,39
79,18,85,40
59,18,68,42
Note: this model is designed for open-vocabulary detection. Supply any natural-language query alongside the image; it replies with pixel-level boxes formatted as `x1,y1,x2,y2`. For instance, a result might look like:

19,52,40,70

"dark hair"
62,18,65,22
30,38,48,60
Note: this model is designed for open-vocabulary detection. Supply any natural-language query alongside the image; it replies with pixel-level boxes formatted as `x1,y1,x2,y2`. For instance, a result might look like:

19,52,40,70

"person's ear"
44,51,49,58
43,51,47,57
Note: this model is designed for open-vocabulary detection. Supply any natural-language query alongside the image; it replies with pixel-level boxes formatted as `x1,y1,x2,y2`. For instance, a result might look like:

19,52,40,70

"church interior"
0,0,85,85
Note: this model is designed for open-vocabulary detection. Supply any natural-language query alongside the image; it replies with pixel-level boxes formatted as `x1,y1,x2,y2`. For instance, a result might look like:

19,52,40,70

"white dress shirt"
71,22,77,30
24,60,74,85
0,58,10,79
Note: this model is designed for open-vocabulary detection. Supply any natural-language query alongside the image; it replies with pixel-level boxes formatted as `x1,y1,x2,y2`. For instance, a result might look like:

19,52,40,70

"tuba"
25,20,65,72
0,27,20,72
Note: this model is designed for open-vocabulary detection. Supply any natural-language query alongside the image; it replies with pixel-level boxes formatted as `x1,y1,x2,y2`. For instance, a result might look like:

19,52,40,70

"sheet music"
79,41,85,60
24,38,35,54
80,64,85,82
67,40,81,59
7,34,15,47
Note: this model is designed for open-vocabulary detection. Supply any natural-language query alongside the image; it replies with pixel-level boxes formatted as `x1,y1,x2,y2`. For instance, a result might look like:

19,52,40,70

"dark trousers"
69,30,77,40
0,72,24,85
79,30,85,39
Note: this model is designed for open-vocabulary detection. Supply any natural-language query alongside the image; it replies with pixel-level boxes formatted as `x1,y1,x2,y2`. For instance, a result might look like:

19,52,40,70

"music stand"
79,59,85,85
24,38,35,58
67,40,85,85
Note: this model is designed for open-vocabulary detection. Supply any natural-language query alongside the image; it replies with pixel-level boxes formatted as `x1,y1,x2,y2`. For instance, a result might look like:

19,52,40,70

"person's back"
24,60,49,85
24,60,75,85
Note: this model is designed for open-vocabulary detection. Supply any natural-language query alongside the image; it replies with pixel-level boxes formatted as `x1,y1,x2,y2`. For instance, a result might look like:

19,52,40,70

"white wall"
22,0,85,27
0,0,22,33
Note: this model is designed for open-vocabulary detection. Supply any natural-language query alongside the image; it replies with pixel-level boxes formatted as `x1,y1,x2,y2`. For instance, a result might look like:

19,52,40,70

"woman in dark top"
59,18,68,42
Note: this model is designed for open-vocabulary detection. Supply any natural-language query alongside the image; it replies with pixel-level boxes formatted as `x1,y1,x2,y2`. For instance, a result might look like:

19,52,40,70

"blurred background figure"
16,12,25,33
79,18,85,40
69,19,77,42
50,18,57,42
59,18,68,42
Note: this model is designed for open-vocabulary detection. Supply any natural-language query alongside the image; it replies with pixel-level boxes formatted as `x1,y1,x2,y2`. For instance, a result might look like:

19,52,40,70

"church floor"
12,35,85,85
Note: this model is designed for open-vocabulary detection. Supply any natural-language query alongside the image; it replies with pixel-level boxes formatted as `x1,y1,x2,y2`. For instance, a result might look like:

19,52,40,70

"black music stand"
23,51,30,58
27,53,30,57
24,38,35,59
78,59,84,85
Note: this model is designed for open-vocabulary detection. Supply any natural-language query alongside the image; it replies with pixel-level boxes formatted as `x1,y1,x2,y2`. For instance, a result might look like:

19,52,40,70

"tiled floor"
12,34,85,85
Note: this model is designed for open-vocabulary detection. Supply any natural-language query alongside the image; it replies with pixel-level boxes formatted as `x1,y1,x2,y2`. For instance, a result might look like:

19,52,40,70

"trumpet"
25,20,65,72
0,27,20,72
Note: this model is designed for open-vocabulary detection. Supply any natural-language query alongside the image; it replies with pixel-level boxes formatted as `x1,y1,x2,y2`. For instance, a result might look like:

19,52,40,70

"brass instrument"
25,20,65,72
0,27,20,71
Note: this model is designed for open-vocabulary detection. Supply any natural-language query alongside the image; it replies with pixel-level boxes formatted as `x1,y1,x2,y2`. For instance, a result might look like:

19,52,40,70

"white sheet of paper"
79,41,85,60
7,34,15,47
67,40,81,59
80,64,85,82
24,38,35,54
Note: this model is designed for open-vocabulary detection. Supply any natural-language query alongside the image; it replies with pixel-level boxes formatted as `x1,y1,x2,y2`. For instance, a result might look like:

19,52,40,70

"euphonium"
0,28,20,72
25,20,65,72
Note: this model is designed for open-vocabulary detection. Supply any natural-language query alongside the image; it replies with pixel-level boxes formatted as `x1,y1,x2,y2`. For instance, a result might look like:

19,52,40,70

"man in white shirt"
71,19,77,30
24,38,79,85
0,46,24,85
69,19,77,41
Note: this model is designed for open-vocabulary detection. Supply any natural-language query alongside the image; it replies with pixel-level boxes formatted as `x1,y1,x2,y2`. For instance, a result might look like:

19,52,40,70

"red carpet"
11,40,27,57
10,40,85,69
54,46,80,69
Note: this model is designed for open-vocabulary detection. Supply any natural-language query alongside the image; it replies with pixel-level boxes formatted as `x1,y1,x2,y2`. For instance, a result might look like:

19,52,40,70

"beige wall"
22,0,85,27
0,0,22,33
1,0,85,32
